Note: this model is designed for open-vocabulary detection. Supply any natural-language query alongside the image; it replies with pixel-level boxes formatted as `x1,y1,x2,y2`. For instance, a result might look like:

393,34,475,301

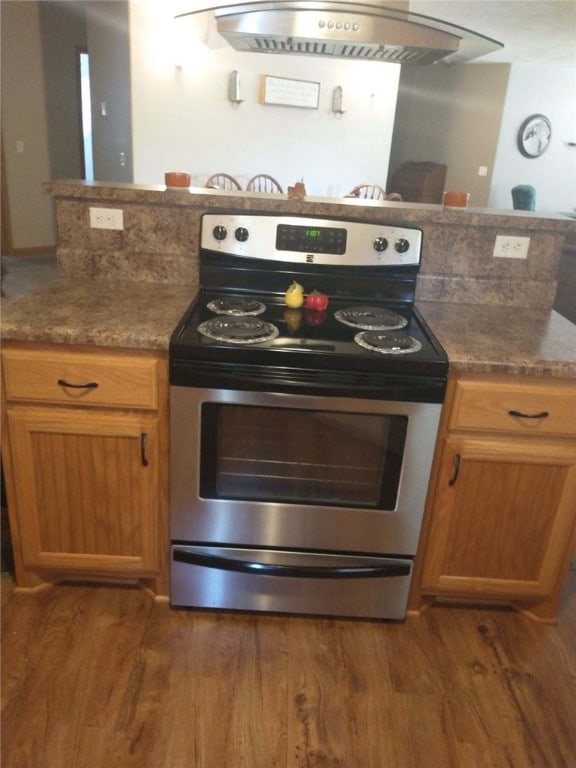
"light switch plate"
493,235,530,259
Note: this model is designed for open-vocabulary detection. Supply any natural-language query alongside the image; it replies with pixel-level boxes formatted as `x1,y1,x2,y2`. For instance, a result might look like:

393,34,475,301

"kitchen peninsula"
2,181,575,621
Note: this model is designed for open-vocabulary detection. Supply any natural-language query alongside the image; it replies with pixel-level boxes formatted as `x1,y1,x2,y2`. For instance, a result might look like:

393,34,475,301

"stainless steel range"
169,213,448,620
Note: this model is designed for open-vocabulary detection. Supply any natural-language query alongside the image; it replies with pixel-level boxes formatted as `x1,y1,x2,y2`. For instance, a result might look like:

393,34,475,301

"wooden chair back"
348,184,387,200
246,174,284,194
205,173,242,191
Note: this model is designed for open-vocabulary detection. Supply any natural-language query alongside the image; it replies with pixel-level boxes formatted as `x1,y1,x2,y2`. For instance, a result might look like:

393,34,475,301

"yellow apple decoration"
285,281,304,308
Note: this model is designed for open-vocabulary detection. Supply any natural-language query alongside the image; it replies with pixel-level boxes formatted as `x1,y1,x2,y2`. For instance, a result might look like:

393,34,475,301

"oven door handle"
173,548,411,579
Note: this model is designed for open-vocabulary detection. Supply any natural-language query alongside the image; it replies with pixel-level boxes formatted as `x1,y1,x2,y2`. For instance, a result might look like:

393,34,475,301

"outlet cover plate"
493,235,530,259
89,207,124,230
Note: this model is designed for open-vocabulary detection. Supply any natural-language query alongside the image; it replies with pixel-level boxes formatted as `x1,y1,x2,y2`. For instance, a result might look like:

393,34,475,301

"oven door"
170,386,441,556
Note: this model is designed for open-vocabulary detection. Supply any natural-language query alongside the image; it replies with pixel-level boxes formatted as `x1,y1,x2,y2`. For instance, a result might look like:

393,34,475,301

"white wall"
489,64,576,213
129,2,401,196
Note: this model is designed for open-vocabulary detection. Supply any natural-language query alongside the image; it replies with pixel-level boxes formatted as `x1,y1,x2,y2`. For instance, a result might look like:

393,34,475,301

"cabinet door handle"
140,432,149,467
448,453,461,486
57,378,98,389
508,409,549,419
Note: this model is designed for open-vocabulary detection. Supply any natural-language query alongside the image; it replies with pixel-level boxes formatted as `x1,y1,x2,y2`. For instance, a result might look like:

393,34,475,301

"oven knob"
235,227,249,242
395,238,410,253
213,225,227,241
373,237,388,252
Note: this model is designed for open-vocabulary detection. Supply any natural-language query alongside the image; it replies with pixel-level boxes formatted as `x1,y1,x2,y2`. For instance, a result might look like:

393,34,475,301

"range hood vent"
177,1,503,65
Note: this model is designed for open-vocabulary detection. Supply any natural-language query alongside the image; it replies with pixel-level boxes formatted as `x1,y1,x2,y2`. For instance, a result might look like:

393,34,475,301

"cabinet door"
6,406,159,575
420,435,576,600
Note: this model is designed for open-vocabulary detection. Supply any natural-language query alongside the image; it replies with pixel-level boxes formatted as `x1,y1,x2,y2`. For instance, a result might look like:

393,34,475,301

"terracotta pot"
442,190,470,208
165,171,191,188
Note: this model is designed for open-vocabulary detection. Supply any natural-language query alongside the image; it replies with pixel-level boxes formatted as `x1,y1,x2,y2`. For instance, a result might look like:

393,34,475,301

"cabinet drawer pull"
508,409,549,419
140,432,149,467
57,378,99,390
448,453,461,486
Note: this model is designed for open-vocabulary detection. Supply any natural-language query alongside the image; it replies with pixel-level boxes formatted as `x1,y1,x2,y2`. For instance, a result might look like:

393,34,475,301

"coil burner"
354,331,422,355
198,316,279,344
206,296,266,316
334,306,408,330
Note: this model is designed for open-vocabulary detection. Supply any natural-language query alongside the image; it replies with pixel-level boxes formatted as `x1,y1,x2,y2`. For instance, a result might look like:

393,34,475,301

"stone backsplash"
46,181,575,309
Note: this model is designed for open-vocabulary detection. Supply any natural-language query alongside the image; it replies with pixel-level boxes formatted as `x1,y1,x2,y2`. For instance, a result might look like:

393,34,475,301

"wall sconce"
332,86,345,115
228,70,244,105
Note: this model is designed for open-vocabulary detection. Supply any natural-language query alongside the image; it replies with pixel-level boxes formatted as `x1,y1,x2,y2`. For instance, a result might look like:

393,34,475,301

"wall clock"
517,114,552,158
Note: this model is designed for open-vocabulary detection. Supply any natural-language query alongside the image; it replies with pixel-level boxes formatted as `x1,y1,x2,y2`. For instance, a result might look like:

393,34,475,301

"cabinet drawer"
450,377,576,437
2,347,159,410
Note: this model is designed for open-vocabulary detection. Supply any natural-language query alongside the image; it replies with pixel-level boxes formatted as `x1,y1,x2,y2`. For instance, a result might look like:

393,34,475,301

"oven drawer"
3,347,160,410
171,546,413,619
450,376,576,437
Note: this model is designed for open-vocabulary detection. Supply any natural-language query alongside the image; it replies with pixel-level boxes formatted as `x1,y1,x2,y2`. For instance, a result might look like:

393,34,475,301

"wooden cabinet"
1,342,169,597
410,373,576,623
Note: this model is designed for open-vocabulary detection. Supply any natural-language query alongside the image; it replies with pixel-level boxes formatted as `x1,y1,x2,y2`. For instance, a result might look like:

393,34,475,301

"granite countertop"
417,301,576,378
1,278,196,350
2,278,575,377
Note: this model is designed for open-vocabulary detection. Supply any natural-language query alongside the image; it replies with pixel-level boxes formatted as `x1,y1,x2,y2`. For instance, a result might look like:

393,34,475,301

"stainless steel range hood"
176,1,503,65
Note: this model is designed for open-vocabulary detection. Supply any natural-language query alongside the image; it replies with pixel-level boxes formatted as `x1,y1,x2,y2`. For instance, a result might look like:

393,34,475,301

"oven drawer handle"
173,549,411,579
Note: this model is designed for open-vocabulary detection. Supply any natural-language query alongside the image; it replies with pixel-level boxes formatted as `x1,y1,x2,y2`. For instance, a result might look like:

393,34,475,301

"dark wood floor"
2,572,576,768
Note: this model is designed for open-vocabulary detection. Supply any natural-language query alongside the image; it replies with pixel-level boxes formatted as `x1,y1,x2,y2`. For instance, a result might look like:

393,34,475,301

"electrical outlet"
89,207,124,230
493,235,530,259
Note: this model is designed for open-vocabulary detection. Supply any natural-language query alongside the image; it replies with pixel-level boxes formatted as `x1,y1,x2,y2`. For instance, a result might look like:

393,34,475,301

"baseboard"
3,245,56,257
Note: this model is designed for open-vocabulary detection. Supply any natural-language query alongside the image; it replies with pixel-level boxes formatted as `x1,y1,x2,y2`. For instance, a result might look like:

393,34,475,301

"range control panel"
201,214,423,267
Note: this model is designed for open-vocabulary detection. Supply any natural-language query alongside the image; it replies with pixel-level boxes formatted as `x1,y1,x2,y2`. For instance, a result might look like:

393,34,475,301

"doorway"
79,50,94,181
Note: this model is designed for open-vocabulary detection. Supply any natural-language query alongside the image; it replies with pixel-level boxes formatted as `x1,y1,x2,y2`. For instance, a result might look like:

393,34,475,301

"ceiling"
409,1,576,66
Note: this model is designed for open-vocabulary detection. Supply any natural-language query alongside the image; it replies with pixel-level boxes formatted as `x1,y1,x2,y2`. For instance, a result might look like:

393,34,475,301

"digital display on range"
276,224,347,254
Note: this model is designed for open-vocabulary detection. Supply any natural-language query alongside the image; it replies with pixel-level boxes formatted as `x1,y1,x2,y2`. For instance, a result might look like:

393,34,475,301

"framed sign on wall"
261,76,320,109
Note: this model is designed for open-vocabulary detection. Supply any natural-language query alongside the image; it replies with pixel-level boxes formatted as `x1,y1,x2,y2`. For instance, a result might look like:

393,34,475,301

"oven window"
200,404,407,510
